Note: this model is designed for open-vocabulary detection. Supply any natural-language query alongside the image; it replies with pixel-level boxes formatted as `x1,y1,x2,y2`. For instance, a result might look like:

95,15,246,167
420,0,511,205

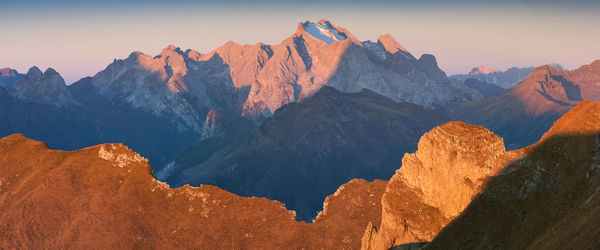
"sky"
1,0,599,84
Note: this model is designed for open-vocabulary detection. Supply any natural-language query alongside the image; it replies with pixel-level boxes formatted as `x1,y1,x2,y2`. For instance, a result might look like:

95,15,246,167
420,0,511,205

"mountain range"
3,100,600,248
162,86,449,220
450,65,536,89
443,60,600,149
0,19,484,220
1,19,479,168
2,19,600,246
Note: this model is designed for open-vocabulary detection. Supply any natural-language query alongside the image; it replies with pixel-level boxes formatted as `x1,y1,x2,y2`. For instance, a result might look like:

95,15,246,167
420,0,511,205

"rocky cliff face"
167,86,449,220
1,19,481,173
200,109,224,140
74,45,239,133
361,122,507,249
0,134,385,249
442,60,600,149
1,67,204,169
8,67,76,106
3,101,600,249
424,100,600,249
76,19,478,126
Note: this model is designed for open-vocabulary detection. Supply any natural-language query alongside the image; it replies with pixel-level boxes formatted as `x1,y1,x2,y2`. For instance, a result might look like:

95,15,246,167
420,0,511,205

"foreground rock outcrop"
425,100,600,249
0,134,385,249
362,100,600,249
361,122,508,249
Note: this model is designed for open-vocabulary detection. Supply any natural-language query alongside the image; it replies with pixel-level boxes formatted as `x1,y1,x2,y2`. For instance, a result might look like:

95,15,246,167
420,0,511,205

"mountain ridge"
442,60,600,149
166,86,450,220
0,133,385,249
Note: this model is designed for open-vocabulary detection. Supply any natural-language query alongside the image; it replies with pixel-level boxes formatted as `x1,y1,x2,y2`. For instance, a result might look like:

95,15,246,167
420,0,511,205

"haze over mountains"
450,65,536,89
1,17,600,248
1,21,477,178
163,86,449,219
444,60,600,149
3,100,600,248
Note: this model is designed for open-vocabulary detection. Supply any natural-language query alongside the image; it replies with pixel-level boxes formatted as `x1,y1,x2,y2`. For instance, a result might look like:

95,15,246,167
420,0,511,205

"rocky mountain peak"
11,66,76,106
417,54,448,82
376,34,408,54
43,67,60,77
0,68,25,87
469,65,496,75
424,100,600,249
539,100,600,141
548,62,564,70
26,66,43,79
0,68,18,77
160,44,186,59
296,19,357,45
162,44,179,52
362,121,507,249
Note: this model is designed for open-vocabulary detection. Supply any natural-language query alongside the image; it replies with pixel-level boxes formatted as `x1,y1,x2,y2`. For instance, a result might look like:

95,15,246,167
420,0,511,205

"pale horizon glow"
1,0,599,84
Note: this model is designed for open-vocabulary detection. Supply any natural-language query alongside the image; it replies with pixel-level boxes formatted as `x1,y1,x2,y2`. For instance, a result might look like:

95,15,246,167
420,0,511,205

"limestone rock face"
425,100,600,249
377,34,409,54
80,19,479,127
10,67,76,106
79,45,238,133
362,121,506,250
200,109,223,140
0,134,385,249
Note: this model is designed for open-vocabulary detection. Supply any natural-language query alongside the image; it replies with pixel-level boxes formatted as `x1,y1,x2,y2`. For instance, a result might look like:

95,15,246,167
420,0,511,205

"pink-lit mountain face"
0,19,480,199
70,19,478,132
0,68,25,87
0,68,19,77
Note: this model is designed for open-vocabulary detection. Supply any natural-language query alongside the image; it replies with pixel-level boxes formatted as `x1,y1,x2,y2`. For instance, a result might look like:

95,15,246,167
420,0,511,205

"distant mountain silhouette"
0,67,25,87
442,60,600,149
1,19,480,173
450,65,535,89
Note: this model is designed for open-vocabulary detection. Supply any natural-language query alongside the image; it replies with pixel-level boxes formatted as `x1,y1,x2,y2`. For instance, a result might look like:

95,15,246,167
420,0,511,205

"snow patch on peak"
301,20,347,44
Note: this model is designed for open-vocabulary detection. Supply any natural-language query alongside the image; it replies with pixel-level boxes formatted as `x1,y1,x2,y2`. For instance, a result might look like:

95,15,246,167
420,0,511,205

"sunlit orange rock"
0,135,385,248
361,121,507,249
424,100,600,249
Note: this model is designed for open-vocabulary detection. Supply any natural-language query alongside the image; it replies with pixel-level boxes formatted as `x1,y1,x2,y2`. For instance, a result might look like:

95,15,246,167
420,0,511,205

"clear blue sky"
1,0,599,83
